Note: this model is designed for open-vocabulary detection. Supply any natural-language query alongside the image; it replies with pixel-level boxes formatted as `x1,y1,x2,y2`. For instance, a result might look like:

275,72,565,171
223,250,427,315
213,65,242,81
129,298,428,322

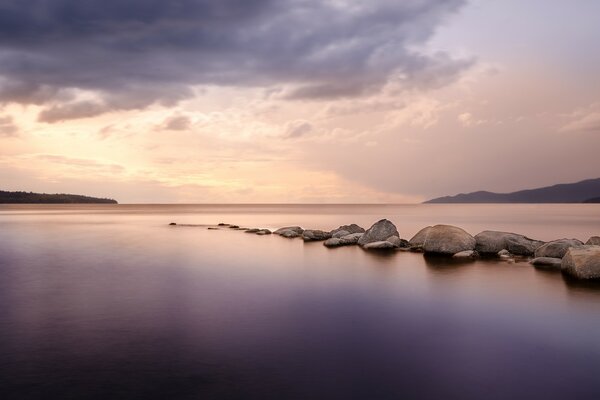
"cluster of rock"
175,220,600,281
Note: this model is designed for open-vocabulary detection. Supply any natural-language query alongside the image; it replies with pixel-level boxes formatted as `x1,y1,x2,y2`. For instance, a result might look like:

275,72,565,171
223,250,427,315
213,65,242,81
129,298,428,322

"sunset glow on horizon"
1,0,599,203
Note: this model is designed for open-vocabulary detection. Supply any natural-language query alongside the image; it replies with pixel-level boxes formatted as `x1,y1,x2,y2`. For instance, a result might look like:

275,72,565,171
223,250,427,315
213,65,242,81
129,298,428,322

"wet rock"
169,222,177,226
280,230,301,238
363,241,397,250
530,257,563,269
358,219,399,247
302,229,332,242
207,227,219,230
274,226,304,235
245,228,260,233
229,225,240,229
256,229,272,235
475,231,543,256
497,249,511,257
332,230,350,239
422,225,476,255
535,239,583,259
386,236,409,248
330,224,365,236
586,236,600,245
453,250,478,259
218,223,229,226
323,233,363,248
561,245,600,279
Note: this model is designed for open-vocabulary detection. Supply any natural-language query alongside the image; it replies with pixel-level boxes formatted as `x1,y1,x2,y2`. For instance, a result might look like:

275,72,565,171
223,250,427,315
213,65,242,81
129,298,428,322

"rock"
561,245,600,279
586,236,600,245
530,257,563,269
332,230,350,239
169,222,177,226
323,233,363,248
363,241,397,250
422,225,476,255
534,239,583,258
274,226,304,235
386,236,409,248
330,224,365,236
245,228,260,233
207,227,219,230
256,229,272,235
229,225,240,229
409,226,431,249
497,249,511,257
475,231,543,256
218,223,229,226
453,250,478,259
280,230,301,238
358,219,399,247
302,229,332,242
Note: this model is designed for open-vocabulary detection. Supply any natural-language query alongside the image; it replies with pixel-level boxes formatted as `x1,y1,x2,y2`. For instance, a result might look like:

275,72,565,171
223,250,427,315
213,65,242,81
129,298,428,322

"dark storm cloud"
0,0,468,121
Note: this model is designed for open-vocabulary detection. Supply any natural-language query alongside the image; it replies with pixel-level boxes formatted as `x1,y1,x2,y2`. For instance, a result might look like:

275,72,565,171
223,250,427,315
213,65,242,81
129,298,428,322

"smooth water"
1,204,600,399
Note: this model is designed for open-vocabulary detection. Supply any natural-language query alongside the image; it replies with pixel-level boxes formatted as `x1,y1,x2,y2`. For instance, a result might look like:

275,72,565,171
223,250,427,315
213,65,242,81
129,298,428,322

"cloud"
285,120,313,138
0,0,469,120
28,154,126,174
162,115,192,131
560,103,600,134
0,115,18,137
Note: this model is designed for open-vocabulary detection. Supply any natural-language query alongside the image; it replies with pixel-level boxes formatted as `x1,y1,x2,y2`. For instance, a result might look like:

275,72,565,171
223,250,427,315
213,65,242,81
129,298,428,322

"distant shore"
0,190,118,204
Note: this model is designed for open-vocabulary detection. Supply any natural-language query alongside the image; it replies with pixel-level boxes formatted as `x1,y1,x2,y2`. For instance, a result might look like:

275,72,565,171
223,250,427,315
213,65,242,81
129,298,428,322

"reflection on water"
0,204,600,399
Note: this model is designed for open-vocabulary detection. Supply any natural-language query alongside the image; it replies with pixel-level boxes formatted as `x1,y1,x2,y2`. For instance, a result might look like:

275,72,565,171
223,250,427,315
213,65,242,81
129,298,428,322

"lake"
1,204,600,399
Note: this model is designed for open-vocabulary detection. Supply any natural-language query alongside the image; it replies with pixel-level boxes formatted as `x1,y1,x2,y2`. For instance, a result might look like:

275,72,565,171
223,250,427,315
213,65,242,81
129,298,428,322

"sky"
1,0,599,203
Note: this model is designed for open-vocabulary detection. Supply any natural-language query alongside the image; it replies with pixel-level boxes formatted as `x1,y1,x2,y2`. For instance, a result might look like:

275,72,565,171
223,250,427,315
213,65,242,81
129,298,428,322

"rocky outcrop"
586,236,600,245
358,219,400,247
323,233,364,248
302,229,332,242
561,245,600,279
422,225,476,255
274,226,304,238
332,230,350,238
534,239,583,259
330,224,365,236
530,257,562,269
475,230,544,256
280,230,301,238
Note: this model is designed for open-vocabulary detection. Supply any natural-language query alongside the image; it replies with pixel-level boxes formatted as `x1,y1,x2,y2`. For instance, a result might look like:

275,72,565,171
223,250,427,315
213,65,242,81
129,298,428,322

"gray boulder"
561,245,600,279
409,226,431,249
280,230,301,238
332,230,350,239
422,225,476,255
386,236,409,248
324,232,363,248
245,228,260,233
534,239,583,259
586,236,600,245
363,241,397,250
475,230,543,256
330,224,365,236
302,229,332,242
358,219,399,247
453,250,478,259
256,229,272,235
530,257,563,269
274,226,304,235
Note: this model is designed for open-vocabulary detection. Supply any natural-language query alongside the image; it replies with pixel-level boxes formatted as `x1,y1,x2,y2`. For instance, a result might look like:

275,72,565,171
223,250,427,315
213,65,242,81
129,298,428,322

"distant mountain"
424,178,600,204
0,191,118,204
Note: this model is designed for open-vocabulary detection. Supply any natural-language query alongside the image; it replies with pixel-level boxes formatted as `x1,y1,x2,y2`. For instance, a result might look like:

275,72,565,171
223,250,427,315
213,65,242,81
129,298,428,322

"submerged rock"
280,230,301,238
422,225,476,255
302,229,332,242
497,249,511,257
245,228,260,233
453,250,478,259
229,225,240,229
330,224,365,236
530,257,563,269
386,236,409,248
218,223,229,226
475,231,543,256
256,229,272,235
535,239,583,259
207,227,219,230
586,236,600,245
169,222,177,226
358,219,399,247
561,245,600,279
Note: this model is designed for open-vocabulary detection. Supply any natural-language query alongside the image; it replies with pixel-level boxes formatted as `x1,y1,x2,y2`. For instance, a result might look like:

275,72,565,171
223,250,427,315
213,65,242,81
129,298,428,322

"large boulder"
475,230,544,256
534,239,583,259
409,227,431,249
358,219,399,247
330,224,365,236
422,225,476,255
324,233,363,248
586,236,600,245
386,236,409,248
280,230,301,238
530,257,563,269
274,226,304,235
332,230,350,238
302,229,332,242
561,245,600,279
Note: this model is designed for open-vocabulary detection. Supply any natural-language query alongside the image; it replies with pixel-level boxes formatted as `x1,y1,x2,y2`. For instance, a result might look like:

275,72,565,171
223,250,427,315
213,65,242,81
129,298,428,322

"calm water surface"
1,204,600,399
